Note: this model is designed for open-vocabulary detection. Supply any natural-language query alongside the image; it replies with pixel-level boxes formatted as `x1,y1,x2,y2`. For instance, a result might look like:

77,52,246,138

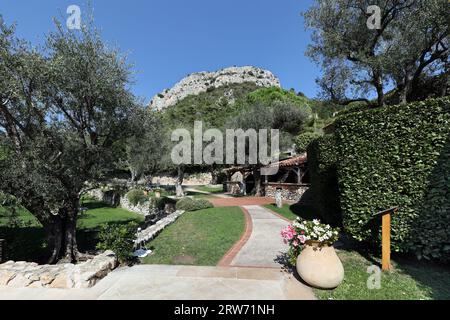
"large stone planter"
296,241,344,289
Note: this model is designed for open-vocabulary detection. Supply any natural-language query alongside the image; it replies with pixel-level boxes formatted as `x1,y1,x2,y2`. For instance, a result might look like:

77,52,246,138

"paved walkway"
219,205,290,268
0,265,314,300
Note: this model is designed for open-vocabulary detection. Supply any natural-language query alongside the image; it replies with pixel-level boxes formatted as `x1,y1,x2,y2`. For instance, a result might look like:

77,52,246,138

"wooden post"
381,213,391,271
375,207,398,271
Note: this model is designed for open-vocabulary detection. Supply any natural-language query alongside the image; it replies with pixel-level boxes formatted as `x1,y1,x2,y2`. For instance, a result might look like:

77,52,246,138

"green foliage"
175,197,213,212
162,82,260,129
307,135,342,226
246,87,311,112
126,189,148,206
304,0,449,106
96,221,138,264
295,132,322,153
153,196,177,211
334,97,450,261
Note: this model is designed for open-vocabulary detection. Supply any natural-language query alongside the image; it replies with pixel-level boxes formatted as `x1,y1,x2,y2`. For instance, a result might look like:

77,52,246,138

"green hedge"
175,198,213,212
334,97,450,261
307,134,342,227
126,189,148,206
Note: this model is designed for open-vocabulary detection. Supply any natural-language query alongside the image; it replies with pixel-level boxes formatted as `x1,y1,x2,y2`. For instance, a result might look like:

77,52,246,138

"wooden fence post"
375,207,398,271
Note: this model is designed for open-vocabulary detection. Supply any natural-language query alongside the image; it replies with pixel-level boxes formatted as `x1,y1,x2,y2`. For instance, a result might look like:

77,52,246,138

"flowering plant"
281,217,340,266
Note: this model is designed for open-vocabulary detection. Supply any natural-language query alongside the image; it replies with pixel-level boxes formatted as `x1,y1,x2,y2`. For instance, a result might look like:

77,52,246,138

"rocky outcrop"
149,66,281,110
0,251,118,289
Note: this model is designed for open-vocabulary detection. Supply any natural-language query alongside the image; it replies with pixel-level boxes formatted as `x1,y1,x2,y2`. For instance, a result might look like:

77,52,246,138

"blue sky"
0,0,320,104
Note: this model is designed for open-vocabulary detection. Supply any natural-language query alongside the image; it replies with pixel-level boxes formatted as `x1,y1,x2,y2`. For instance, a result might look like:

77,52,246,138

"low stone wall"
135,210,185,246
151,173,212,186
264,183,311,203
119,196,151,216
0,251,117,289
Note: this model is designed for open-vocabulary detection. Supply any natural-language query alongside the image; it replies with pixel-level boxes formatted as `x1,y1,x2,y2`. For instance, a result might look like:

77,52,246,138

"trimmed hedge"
333,97,450,261
175,198,213,212
307,134,342,227
126,189,148,206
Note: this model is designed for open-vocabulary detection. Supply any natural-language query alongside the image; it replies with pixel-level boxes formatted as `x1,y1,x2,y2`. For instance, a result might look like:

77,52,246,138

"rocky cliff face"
149,66,281,110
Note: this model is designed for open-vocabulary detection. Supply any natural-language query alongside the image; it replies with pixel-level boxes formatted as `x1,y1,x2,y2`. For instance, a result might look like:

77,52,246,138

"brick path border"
217,206,253,267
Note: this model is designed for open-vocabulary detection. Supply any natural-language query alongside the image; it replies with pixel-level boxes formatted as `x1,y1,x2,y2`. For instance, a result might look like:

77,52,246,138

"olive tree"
0,19,136,263
304,0,449,107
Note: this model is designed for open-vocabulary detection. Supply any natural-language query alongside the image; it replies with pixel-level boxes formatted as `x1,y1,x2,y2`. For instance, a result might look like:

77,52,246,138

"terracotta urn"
296,241,344,289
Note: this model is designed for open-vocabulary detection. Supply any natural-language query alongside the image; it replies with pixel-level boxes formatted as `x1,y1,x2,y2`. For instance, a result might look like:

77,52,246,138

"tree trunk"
374,73,385,108
175,166,184,197
44,218,63,264
210,168,219,185
253,167,262,197
44,199,80,264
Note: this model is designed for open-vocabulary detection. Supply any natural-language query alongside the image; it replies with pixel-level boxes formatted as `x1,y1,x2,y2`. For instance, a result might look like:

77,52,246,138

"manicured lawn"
314,250,450,300
264,203,319,221
77,199,144,229
0,200,143,262
194,185,224,193
141,206,245,266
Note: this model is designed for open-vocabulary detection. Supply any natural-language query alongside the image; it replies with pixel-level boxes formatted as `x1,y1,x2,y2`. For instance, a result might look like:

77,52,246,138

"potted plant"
281,218,344,289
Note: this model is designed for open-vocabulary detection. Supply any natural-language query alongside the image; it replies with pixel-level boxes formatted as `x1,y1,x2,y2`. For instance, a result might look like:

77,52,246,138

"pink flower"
298,235,306,244
293,240,299,247
281,225,296,241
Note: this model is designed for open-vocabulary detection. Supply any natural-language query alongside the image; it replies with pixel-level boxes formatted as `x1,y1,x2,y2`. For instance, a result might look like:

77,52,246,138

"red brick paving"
217,206,253,267
209,196,277,207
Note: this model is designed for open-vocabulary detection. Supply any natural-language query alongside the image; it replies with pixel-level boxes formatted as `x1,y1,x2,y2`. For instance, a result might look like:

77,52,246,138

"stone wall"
264,183,311,203
0,251,117,289
151,173,212,186
119,196,151,216
135,210,185,246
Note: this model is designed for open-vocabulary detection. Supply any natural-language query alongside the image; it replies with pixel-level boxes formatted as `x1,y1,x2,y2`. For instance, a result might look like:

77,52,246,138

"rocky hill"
149,66,281,110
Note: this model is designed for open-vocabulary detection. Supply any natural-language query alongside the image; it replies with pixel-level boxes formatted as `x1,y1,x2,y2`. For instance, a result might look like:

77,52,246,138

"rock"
49,273,70,289
8,273,32,287
0,270,16,286
296,244,344,289
0,251,118,289
149,66,281,110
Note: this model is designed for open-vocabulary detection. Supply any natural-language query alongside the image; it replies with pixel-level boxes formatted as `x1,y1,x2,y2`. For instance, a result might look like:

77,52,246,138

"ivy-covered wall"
333,97,450,261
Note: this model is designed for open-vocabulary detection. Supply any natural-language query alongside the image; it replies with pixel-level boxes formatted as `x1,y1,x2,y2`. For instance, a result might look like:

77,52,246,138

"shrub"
175,197,213,211
96,221,138,264
153,196,177,211
126,189,148,206
333,97,450,261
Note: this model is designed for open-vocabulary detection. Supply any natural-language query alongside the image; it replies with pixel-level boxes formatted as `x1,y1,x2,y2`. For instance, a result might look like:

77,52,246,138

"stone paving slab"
230,205,290,268
0,265,315,300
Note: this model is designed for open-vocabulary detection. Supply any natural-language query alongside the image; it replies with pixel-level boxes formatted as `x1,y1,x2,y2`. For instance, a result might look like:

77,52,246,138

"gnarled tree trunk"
175,166,184,197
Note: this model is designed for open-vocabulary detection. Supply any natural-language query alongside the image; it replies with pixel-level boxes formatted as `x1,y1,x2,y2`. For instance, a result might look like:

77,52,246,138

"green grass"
77,199,144,229
314,250,450,300
194,185,224,194
0,200,143,262
141,206,245,266
264,203,319,221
